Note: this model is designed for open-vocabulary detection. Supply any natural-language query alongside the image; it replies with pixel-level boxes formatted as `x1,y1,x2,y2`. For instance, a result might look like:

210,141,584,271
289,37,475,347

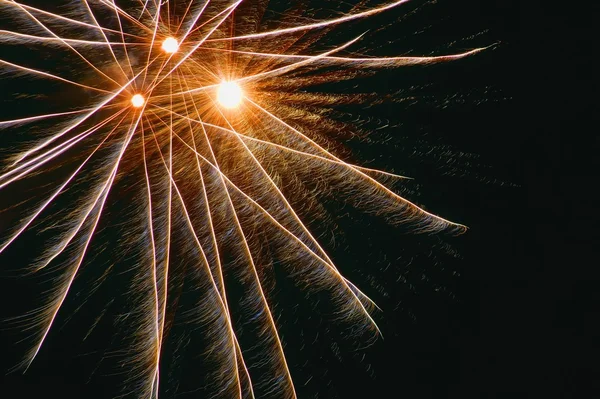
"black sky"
2,1,594,398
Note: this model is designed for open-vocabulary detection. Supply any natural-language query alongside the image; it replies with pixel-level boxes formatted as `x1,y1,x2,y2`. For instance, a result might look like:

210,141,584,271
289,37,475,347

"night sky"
2,1,593,398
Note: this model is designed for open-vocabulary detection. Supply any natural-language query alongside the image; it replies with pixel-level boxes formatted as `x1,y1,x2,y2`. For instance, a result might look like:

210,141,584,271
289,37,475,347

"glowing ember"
161,37,179,54
131,94,145,108
217,81,243,109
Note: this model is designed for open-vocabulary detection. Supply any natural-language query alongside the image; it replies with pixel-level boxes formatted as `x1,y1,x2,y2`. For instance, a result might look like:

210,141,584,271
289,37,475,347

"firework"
0,0,483,397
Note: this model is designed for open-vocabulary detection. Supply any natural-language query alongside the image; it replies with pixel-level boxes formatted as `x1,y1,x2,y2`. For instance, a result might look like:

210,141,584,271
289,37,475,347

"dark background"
1,0,595,398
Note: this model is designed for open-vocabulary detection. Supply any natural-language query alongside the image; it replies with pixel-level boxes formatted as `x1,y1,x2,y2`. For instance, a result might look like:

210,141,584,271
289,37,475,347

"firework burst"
0,0,484,397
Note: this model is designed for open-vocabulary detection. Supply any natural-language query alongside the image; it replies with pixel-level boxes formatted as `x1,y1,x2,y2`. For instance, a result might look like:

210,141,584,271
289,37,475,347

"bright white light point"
161,37,179,54
217,81,243,109
131,94,145,108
